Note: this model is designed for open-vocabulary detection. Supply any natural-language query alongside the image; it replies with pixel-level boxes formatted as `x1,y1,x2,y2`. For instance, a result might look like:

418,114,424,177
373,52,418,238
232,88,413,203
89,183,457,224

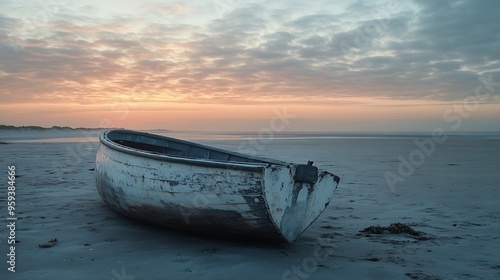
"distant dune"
0,125,126,142
0,125,123,131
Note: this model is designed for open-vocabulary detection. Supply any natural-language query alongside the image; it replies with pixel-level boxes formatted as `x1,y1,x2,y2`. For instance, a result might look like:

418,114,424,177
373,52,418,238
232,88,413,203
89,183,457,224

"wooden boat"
95,130,340,243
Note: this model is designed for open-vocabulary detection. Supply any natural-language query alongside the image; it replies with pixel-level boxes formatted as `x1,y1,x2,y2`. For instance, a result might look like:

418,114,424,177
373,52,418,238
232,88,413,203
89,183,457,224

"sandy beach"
1,130,499,280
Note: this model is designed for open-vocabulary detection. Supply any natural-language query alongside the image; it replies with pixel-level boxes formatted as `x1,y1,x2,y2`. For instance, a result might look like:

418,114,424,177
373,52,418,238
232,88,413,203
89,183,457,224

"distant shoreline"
1,125,498,140
0,125,124,131
0,126,125,142
1,125,498,134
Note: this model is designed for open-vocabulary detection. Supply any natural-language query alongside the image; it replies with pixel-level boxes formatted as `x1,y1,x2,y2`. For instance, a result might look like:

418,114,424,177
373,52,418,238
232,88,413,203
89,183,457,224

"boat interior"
104,130,281,164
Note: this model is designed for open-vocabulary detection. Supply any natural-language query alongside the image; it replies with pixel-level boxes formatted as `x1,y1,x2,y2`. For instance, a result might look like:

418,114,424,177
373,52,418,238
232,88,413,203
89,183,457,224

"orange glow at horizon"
2,98,499,132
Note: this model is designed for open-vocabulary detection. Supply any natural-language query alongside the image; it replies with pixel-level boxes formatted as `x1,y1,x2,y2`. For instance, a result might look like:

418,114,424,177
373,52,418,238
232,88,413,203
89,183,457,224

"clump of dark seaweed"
360,222,434,240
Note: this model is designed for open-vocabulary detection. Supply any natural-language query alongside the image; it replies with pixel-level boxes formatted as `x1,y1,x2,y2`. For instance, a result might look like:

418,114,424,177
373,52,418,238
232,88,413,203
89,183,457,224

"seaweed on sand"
360,222,434,240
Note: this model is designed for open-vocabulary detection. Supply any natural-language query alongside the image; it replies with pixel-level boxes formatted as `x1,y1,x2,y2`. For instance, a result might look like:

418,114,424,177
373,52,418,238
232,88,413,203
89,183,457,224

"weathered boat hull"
95,130,339,243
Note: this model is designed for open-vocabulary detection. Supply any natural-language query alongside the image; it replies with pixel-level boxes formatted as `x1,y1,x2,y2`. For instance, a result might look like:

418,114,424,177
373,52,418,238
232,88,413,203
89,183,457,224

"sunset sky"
1,0,499,132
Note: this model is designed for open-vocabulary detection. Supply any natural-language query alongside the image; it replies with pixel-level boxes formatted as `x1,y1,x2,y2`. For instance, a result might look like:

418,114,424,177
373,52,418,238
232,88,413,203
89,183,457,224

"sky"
1,0,499,132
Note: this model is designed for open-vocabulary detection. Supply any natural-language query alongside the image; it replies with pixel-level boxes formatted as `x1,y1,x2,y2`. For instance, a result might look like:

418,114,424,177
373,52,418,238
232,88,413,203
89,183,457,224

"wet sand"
1,130,499,279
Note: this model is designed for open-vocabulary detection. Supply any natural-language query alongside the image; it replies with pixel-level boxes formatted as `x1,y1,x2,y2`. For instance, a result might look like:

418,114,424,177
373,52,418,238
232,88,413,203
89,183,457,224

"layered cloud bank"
1,0,499,130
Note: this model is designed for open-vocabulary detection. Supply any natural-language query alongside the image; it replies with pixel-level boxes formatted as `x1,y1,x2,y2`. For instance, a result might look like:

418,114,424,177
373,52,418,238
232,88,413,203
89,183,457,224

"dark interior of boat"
106,130,280,164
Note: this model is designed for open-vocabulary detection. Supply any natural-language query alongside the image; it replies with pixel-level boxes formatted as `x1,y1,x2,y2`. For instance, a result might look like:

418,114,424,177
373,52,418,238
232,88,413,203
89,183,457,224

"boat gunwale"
99,130,287,172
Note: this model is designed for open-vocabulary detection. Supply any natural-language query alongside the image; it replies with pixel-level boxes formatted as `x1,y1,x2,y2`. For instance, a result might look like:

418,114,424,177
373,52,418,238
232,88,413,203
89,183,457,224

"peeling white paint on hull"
95,130,340,243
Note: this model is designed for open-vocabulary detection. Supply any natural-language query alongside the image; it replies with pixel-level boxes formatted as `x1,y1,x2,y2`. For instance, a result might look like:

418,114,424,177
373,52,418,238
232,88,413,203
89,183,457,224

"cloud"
0,0,499,106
